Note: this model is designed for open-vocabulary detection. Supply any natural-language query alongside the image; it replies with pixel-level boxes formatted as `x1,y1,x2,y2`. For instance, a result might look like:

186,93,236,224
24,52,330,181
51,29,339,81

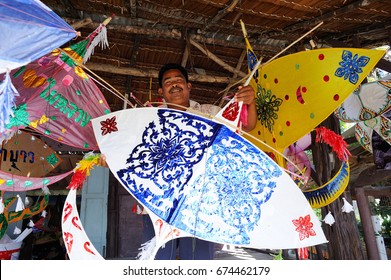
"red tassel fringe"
315,127,351,161
67,169,87,190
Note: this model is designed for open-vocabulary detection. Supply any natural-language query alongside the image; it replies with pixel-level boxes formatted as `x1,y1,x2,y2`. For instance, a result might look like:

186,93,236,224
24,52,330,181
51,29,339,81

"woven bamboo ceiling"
41,0,391,111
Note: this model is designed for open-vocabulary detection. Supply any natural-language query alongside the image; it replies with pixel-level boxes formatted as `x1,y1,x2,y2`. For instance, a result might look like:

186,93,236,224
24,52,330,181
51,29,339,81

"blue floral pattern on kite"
335,50,370,85
117,109,280,245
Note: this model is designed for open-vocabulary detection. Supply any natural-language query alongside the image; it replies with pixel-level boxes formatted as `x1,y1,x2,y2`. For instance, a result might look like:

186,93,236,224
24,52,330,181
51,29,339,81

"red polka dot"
302,87,307,93
286,121,291,126
334,94,339,101
258,130,261,136
319,54,325,60
323,75,329,82
285,95,289,100
274,78,278,84
272,138,276,143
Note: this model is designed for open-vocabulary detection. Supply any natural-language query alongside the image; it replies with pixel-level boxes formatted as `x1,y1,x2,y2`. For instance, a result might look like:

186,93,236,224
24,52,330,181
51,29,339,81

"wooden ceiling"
40,0,391,111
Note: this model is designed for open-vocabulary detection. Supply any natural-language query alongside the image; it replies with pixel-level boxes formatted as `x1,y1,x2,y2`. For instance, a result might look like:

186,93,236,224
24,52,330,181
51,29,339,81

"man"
157,63,257,132
140,63,257,260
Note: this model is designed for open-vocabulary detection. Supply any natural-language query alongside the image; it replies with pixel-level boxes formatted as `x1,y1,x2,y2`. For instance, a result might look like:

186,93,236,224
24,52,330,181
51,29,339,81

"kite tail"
137,236,156,260
67,152,101,190
315,126,351,161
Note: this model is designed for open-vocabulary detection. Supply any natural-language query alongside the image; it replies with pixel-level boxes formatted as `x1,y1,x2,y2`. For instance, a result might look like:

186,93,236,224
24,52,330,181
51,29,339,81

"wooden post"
355,187,380,259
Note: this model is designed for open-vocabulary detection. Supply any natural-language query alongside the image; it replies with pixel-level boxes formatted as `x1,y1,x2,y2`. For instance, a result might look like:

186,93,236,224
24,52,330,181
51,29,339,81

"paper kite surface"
245,48,386,153
92,108,327,249
0,0,77,73
335,79,391,122
6,48,111,150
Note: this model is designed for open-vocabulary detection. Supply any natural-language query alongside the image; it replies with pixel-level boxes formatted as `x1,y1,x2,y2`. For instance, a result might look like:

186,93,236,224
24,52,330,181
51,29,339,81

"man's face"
158,69,191,110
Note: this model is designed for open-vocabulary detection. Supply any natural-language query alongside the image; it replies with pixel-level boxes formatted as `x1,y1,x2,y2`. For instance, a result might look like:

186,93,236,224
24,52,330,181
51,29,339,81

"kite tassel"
137,236,156,260
315,126,351,161
83,19,110,64
0,71,18,133
67,152,101,190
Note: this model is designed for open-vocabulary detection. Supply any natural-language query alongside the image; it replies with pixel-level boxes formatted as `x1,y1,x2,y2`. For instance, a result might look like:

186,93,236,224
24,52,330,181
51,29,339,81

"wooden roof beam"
85,62,240,84
281,0,382,33
189,38,246,77
63,15,285,52
202,0,240,32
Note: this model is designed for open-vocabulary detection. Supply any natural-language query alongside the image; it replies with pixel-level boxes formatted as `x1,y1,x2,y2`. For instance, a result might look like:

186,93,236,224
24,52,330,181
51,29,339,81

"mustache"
169,85,183,94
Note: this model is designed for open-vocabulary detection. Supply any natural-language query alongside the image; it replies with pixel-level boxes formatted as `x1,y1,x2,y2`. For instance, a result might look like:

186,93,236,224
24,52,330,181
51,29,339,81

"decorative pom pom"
342,197,354,213
323,211,335,226
67,152,101,190
315,126,351,161
41,210,47,218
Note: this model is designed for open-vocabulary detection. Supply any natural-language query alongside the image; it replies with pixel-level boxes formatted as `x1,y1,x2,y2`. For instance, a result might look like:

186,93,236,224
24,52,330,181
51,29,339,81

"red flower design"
222,102,239,121
292,214,316,240
100,116,118,135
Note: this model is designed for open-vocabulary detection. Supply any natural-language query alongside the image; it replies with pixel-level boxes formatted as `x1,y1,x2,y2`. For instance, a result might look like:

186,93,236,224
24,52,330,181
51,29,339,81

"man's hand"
98,154,109,168
234,85,255,105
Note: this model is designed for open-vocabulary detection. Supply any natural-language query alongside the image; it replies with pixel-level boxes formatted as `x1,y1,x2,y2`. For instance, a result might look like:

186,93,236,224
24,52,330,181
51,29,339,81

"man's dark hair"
158,63,189,87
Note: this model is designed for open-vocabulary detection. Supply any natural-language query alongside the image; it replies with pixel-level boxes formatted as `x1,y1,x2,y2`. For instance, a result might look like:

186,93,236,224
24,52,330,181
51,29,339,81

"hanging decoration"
334,78,391,153
303,161,350,208
341,197,354,213
334,79,391,122
354,111,391,153
0,72,18,134
0,0,78,74
91,107,327,260
238,22,357,212
61,152,104,259
61,188,104,260
323,211,335,226
239,30,386,157
302,127,351,208
283,133,312,188
1,20,112,149
315,126,351,161
0,168,72,192
67,152,100,190
0,191,49,239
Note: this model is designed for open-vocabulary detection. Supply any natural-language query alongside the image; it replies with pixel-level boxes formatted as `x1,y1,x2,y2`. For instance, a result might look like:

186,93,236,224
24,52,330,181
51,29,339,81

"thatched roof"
41,0,391,110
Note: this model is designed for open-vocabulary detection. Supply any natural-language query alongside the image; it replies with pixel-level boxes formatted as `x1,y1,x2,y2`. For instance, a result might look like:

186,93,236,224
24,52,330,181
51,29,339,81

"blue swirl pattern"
117,109,281,245
335,50,370,84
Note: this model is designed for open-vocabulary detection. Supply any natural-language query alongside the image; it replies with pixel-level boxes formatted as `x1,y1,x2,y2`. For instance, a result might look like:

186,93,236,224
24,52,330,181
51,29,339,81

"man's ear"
187,82,192,90
158,88,163,95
